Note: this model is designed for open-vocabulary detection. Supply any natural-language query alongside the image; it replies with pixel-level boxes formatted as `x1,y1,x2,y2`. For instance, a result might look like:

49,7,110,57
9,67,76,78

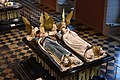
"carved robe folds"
39,37,83,71
63,29,107,62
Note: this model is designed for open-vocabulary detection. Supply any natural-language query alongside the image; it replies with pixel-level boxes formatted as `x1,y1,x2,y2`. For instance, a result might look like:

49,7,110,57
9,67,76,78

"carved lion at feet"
60,54,81,68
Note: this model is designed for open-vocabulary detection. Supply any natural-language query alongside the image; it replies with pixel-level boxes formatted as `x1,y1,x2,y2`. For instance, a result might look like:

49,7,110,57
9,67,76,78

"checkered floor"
0,30,32,80
0,0,120,80
74,25,120,80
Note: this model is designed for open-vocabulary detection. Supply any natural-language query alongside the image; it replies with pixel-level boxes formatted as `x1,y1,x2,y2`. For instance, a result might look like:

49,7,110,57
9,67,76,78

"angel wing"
40,13,44,25
44,16,54,30
39,13,45,33
44,12,50,20
65,11,73,25
62,9,65,22
22,16,32,35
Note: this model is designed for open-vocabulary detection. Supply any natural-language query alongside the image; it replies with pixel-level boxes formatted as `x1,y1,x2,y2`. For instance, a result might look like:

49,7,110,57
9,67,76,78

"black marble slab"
13,57,53,80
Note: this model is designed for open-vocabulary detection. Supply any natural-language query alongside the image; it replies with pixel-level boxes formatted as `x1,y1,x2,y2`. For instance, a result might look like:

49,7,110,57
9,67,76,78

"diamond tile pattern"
0,30,32,80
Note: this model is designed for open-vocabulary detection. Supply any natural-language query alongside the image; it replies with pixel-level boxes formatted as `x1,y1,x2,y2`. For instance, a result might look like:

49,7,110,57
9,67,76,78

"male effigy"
22,9,109,80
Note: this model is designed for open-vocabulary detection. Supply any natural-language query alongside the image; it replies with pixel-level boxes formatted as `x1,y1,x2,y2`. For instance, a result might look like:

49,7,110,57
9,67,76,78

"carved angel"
22,16,38,41
39,12,58,36
56,9,73,30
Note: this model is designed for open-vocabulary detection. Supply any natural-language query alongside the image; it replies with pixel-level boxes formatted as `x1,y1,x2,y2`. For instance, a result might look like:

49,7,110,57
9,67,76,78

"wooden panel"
75,0,107,32
41,0,56,11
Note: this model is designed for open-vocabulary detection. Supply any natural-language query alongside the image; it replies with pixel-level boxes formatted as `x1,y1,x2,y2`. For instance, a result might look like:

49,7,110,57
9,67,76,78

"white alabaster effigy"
62,29,107,62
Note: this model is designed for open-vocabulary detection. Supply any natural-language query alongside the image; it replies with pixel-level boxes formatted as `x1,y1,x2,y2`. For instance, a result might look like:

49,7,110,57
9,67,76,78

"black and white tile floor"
73,25,120,80
0,0,120,80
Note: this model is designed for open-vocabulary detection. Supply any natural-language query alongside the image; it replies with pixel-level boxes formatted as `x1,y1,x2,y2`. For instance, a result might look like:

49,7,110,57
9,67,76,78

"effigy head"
61,27,68,34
